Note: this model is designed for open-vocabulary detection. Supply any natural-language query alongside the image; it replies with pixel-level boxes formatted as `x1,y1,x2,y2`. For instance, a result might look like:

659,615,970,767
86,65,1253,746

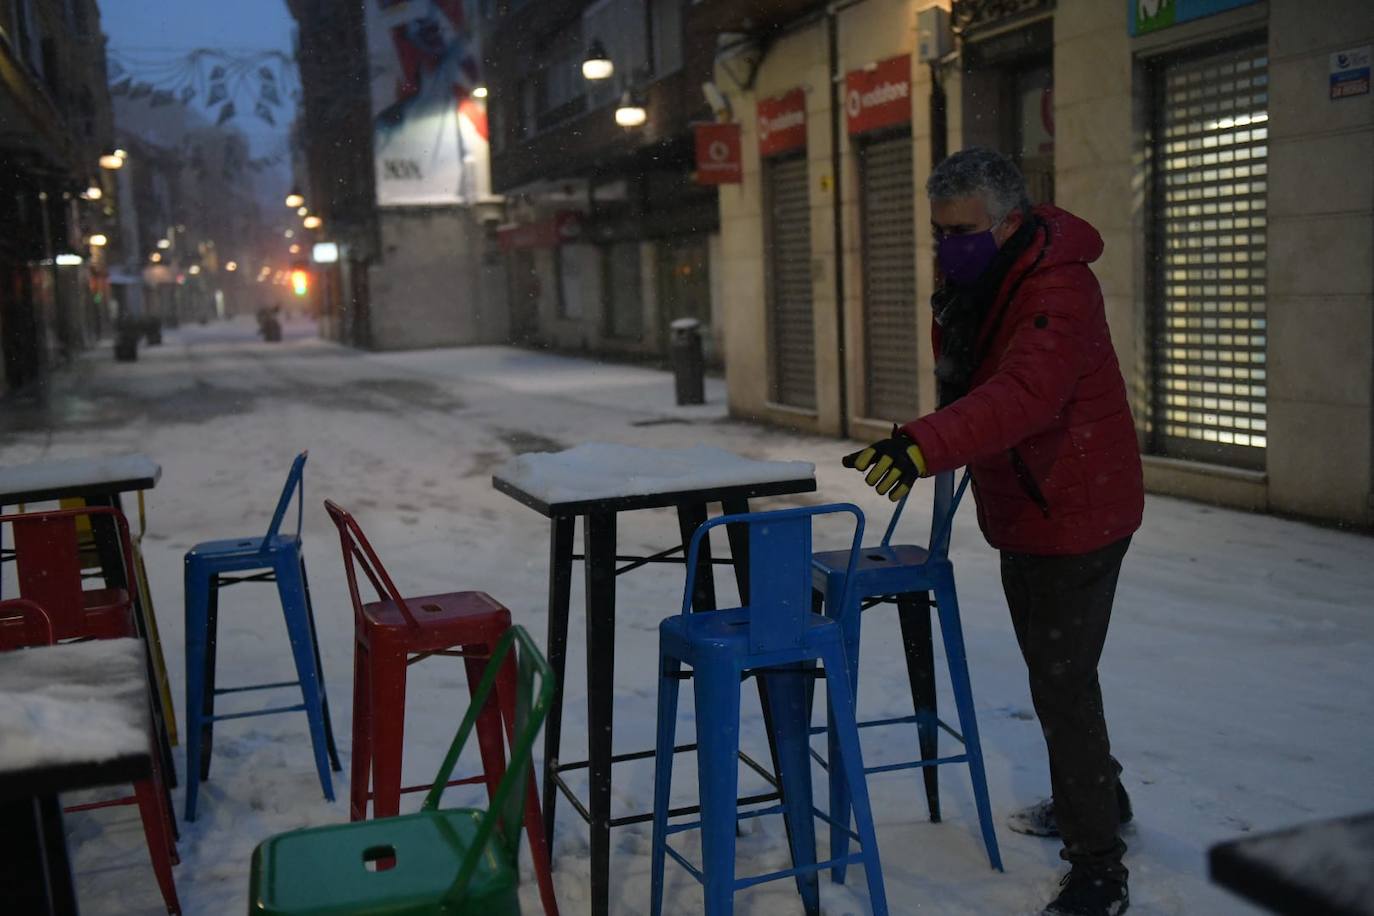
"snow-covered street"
3,316,1371,915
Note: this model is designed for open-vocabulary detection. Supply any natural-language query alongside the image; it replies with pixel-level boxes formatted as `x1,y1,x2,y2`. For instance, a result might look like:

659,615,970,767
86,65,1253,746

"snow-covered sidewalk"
3,317,1371,914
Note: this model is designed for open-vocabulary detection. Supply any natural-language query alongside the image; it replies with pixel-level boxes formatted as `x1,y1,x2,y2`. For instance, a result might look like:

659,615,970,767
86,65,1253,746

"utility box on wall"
916,6,953,62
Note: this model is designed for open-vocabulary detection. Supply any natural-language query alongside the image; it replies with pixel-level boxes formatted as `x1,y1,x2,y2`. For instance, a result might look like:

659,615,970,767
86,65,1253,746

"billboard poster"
366,0,490,206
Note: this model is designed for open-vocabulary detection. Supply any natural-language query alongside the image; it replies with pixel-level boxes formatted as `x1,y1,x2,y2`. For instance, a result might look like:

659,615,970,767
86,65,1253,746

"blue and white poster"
1330,47,1371,101
366,0,491,206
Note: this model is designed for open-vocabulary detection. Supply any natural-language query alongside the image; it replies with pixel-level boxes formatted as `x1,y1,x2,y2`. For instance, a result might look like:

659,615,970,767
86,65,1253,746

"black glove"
842,426,928,502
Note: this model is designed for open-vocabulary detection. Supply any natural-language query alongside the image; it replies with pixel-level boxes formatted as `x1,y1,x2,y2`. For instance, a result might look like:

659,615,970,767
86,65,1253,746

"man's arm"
901,270,1091,474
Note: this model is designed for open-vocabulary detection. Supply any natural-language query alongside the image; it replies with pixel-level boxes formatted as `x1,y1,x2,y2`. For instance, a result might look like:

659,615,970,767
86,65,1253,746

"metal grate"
860,134,919,423
765,155,816,409
1149,40,1268,468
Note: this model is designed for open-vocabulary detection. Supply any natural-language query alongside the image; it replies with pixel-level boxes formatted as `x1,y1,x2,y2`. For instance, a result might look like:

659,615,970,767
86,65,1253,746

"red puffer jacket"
901,205,1143,556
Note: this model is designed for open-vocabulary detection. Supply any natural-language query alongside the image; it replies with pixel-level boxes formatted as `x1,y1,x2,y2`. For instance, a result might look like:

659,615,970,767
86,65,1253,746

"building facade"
1,0,117,393
484,0,725,364
711,0,1374,528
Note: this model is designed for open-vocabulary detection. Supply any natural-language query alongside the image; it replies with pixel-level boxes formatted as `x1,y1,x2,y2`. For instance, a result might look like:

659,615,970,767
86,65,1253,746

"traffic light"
290,267,309,297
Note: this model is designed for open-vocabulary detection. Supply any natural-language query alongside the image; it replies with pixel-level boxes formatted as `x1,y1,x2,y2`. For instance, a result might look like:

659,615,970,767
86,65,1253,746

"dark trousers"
1001,536,1132,877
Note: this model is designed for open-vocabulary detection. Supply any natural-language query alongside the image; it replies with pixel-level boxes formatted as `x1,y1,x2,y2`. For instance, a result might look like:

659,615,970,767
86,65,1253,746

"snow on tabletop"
0,638,150,774
0,453,160,497
495,443,815,505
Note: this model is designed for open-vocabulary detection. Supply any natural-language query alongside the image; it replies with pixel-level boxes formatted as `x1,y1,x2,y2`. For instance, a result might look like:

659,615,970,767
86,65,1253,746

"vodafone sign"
694,123,742,185
845,54,912,136
757,88,806,157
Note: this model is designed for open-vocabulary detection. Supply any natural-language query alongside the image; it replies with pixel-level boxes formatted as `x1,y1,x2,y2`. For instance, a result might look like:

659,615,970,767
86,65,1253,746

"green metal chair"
249,625,554,916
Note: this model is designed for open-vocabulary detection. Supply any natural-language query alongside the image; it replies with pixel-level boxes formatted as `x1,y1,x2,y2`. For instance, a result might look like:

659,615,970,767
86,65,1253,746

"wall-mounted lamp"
615,89,647,127
583,39,614,80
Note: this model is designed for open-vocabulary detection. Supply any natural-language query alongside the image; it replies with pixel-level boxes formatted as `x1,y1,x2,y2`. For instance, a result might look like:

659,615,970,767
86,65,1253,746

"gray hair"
926,147,1031,223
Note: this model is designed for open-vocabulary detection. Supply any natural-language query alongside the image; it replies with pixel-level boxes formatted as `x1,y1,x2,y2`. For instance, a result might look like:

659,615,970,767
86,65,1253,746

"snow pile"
496,443,814,505
0,638,149,773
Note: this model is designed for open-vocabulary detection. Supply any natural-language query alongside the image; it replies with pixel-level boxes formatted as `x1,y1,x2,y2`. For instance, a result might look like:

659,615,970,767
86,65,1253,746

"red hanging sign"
845,54,912,136
757,88,807,157
694,123,742,184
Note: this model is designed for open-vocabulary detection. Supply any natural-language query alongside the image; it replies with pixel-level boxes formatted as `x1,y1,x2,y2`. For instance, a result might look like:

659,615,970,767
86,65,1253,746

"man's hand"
842,426,928,502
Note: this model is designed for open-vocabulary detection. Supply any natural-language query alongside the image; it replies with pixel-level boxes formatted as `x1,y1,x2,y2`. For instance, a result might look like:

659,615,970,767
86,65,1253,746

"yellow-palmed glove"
842,426,928,502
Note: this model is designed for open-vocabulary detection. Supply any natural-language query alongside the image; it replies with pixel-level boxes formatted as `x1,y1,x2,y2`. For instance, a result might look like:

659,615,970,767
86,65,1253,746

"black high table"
494,445,817,916
0,638,155,915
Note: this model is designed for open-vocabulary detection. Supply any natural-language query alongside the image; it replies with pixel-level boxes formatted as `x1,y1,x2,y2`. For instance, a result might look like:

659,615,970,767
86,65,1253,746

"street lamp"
289,243,301,254
615,89,646,127
284,229,295,239
285,188,305,209
188,264,202,275
150,252,162,263
302,215,322,230
472,85,488,99
89,234,108,247
582,39,613,80
297,206,308,217
157,238,171,249
82,181,103,200
226,260,238,272
99,151,124,170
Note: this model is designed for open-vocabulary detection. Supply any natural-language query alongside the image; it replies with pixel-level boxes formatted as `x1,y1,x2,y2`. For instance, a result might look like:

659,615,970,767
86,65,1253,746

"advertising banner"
694,123,743,185
845,55,912,136
757,88,807,157
366,0,490,206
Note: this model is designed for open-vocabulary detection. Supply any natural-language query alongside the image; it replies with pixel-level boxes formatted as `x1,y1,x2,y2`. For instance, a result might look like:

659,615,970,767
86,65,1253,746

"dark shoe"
1042,866,1129,916
1008,783,1134,838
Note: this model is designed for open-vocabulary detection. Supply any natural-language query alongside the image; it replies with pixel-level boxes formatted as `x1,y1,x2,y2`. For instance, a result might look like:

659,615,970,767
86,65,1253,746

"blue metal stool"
650,504,888,916
811,470,1002,876
183,451,341,821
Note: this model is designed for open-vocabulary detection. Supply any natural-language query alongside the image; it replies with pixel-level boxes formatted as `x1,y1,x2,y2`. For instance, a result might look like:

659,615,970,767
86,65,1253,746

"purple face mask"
937,229,1000,286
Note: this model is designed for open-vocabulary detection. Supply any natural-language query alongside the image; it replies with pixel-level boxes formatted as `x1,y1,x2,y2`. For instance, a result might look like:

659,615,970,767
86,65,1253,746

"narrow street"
3,321,1372,915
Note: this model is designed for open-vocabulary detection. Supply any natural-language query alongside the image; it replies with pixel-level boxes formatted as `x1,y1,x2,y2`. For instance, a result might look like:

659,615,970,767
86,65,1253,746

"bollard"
670,318,705,406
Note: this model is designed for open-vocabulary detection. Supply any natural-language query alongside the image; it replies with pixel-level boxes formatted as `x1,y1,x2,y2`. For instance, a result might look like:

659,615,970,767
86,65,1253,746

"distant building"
706,0,1373,529
0,0,117,393
483,0,723,365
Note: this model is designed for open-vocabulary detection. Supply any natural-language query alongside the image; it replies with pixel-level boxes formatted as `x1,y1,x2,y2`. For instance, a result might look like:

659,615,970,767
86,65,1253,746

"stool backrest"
683,503,865,655
0,598,56,648
879,468,973,558
422,624,554,904
323,499,421,630
263,451,308,547
0,507,137,644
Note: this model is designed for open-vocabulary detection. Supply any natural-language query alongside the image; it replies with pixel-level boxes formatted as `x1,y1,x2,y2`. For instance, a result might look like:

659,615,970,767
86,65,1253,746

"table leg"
542,514,575,856
584,511,617,916
897,592,941,822
721,497,751,605
0,795,63,915
676,503,717,611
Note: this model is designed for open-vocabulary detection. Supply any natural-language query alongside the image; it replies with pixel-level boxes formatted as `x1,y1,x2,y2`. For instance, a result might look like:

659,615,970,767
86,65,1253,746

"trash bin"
114,319,140,362
669,318,705,406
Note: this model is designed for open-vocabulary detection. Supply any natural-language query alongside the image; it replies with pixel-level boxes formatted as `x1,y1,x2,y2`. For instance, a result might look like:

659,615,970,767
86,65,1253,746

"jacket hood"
1029,204,1104,269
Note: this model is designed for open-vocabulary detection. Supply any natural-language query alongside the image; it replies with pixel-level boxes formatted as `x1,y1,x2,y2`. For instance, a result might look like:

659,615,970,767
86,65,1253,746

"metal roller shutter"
1149,40,1269,469
766,155,816,409
860,134,918,422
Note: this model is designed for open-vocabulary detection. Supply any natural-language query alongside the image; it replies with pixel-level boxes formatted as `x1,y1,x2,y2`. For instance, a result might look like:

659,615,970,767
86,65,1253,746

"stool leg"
489,642,562,916
825,572,861,884
694,663,741,916
274,556,334,803
182,561,209,822
299,557,342,773
765,666,820,915
822,642,888,916
350,638,373,821
464,648,510,807
933,578,1002,871
133,779,181,914
650,654,682,916
368,647,408,819
199,574,219,783
897,592,941,822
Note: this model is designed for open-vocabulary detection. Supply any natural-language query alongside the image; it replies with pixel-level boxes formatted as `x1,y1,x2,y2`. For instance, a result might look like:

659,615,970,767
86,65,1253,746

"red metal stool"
324,500,560,916
0,508,181,916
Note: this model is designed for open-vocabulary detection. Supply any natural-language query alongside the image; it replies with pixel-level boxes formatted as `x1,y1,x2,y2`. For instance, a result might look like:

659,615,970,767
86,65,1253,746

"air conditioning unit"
916,6,952,63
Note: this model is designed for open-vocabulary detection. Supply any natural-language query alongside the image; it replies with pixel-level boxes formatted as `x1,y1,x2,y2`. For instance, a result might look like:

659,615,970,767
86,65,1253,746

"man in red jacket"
845,147,1143,916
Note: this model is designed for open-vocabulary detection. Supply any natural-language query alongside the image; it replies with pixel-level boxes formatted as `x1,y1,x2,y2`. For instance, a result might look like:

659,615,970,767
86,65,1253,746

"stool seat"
814,543,931,575
252,807,518,915
361,590,508,639
186,533,300,562
661,606,839,655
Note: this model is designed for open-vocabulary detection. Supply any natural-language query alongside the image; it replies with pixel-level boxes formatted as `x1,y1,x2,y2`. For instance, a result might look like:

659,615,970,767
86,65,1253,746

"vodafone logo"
759,108,803,140
846,89,862,118
854,80,908,112
708,140,729,163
